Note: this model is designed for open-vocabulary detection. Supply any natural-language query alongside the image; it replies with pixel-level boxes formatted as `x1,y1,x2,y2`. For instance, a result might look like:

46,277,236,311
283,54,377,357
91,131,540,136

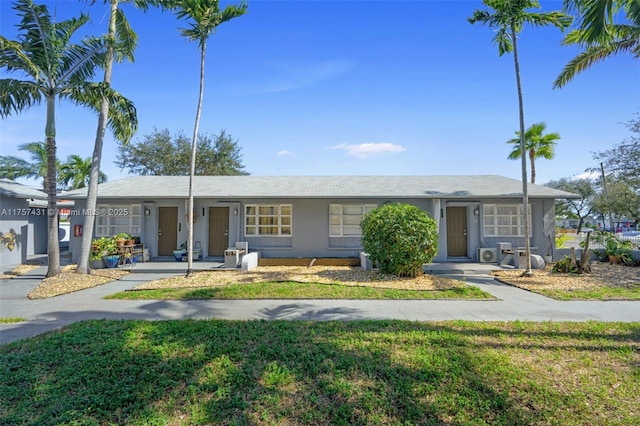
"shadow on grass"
1,320,639,425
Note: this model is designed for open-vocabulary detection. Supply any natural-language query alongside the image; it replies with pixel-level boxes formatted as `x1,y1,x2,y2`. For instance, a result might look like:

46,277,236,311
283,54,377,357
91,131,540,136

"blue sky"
1,0,638,188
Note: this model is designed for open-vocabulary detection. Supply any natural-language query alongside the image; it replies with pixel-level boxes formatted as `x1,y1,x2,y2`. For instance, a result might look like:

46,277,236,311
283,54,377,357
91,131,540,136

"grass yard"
0,317,24,324
1,320,639,425
108,280,491,300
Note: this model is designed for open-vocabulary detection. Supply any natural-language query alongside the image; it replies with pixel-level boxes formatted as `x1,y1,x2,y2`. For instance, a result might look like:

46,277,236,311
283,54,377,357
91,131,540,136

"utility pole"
600,162,614,232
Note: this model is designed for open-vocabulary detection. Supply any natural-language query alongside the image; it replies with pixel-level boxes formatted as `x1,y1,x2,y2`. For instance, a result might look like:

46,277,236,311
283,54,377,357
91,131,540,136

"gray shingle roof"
0,179,47,199
62,175,579,199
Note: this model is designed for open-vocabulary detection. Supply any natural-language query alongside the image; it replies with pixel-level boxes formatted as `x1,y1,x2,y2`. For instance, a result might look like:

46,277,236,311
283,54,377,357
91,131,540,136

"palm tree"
0,141,58,189
59,154,107,190
0,0,136,277
507,122,560,184
77,0,152,275
172,0,247,277
469,0,571,276
554,0,640,88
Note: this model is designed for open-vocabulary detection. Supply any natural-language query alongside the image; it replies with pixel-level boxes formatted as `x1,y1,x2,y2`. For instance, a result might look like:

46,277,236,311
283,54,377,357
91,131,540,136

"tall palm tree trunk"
45,96,61,277
186,42,206,277
78,0,118,274
529,149,536,184
511,24,533,276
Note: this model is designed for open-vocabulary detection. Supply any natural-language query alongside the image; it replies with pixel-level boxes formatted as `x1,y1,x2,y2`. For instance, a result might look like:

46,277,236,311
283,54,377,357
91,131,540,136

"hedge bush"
360,203,438,277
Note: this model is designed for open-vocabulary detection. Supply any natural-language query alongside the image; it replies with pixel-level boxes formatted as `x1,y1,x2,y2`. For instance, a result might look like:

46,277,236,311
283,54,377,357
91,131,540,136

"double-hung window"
245,204,292,236
483,204,531,237
95,204,142,237
329,204,377,237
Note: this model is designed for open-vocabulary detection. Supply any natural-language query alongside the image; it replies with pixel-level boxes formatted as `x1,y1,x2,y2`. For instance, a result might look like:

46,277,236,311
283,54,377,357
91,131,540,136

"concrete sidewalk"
2,264,640,345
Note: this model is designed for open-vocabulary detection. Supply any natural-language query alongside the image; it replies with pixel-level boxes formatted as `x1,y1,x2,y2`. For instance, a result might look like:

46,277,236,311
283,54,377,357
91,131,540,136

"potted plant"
173,241,187,262
590,232,633,264
604,237,633,264
99,237,121,268
113,232,129,247
90,237,112,269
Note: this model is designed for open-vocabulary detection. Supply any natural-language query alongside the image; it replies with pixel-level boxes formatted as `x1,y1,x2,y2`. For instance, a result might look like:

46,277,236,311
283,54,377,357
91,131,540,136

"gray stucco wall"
475,198,551,259
68,196,554,262
0,196,47,271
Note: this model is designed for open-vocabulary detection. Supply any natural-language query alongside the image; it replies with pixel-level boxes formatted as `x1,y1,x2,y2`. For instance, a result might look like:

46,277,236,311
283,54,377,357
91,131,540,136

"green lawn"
2,320,639,425
107,281,493,300
0,317,24,324
533,287,640,301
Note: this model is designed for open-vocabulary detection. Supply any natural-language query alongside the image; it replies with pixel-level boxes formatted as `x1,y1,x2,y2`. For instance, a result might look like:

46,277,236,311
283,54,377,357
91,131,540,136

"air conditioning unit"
478,248,497,263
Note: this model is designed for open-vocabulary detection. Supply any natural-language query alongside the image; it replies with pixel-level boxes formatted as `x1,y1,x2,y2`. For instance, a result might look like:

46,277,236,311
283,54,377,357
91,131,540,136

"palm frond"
0,156,38,180
0,36,42,80
114,8,138,63
64,82,138,144
554,39,632,88
106,90,138,144
563,0,618,43
14,0,54,74
524,11,572,30
0,79,43,117
59,37,107,87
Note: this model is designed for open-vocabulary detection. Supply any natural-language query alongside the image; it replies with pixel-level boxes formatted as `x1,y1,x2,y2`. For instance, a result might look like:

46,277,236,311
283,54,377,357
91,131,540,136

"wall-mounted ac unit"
478,248,497,263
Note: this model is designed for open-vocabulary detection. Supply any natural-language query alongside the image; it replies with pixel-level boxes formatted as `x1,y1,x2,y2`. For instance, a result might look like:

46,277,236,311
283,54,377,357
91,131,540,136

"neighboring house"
0,179,48,271
63,175,577,263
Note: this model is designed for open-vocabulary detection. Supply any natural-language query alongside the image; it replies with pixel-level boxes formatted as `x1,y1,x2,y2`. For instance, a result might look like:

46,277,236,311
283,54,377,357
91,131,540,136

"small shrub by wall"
360,203,438,277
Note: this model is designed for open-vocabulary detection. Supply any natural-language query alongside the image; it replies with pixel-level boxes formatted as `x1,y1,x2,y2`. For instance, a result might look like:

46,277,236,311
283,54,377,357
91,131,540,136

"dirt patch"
135,266,467,291
492,262,639,291
28,265,129,299
0,259,44,279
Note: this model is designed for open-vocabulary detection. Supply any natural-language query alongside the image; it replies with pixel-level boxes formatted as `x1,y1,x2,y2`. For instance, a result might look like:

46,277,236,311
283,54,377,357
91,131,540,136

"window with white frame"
245,204,292,236
329,204,377,237
483,204,531,237
95,204,142,237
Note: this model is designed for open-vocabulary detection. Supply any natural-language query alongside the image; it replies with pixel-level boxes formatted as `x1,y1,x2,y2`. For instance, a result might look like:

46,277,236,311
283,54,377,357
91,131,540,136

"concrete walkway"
2,263,640,345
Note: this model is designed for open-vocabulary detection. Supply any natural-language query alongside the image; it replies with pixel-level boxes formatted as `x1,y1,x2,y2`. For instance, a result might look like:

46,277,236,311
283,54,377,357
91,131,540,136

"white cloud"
227,60,355,96
330,142,406,159
572,171,599,180
277,150,293,156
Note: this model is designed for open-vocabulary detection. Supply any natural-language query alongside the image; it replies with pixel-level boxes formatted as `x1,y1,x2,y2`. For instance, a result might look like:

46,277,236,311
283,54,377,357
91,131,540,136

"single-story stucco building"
0,179,48,272
62,175,578,264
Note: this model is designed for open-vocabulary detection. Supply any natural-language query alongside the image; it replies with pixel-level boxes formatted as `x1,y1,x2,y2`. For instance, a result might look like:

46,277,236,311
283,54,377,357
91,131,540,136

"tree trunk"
512,25,532,277
45,96,60,277
186,43,207,277
578,231,591,274
77,0,118,275
529,149,536,184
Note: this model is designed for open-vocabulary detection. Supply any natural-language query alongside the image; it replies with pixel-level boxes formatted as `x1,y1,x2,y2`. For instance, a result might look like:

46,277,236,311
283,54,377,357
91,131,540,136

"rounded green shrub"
360,203,438,277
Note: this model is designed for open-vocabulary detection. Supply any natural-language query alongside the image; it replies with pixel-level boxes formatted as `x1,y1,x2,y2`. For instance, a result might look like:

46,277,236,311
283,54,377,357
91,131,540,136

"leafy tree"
0,141,59,189
0,0,135,277
591,113,640,192
59,154,107,190
169,0,247,276
360,203,438,278
116,128,247,176
469,0,572,276
507,122,560,184
591,179,640,227
555,0,640,88
546,177,597,232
